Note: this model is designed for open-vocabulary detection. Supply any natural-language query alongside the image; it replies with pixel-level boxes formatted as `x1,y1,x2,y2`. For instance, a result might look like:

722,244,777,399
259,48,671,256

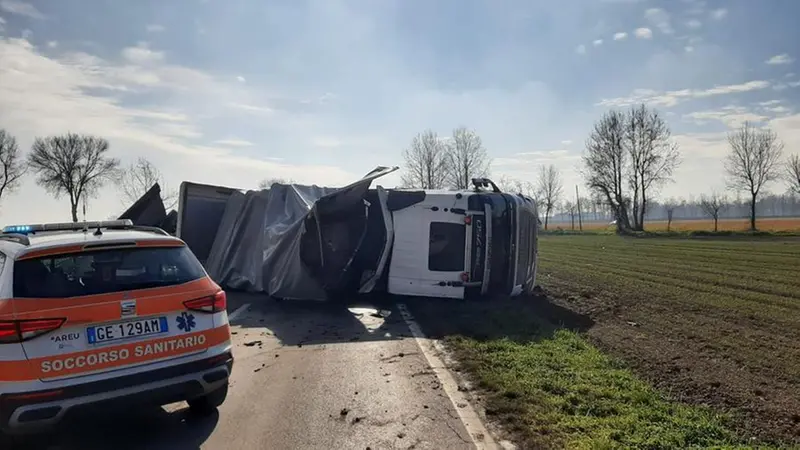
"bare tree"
258,177,293,189
444,127,491,190
563,200,577,230
583,110,631,231
118,157,177,210
536,164,563,230
724,121,784,231
624,104,681,230
0,129,26,204
662,198,679,232
700,192,727,232
583,105,680,232
28,133,120,222
787,154,800,195
400,130,449,189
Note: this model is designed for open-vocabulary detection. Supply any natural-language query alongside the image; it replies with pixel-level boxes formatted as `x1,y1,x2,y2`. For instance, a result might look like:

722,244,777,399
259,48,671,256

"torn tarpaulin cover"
118,183,177,234
194,166,398,300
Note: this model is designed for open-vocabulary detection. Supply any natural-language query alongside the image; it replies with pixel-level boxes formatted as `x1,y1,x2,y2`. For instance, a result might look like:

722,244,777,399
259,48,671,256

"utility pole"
575,185,583,231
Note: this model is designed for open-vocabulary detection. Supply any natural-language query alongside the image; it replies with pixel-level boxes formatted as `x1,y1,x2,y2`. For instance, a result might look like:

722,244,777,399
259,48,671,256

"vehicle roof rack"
0,233,30,246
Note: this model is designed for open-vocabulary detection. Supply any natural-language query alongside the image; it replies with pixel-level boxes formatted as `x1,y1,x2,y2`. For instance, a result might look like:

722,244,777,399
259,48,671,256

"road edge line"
227,303,250,323
396,302,500,450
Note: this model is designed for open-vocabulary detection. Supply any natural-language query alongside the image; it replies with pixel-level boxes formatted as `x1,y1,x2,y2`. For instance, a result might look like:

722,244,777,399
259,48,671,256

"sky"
0,0,799,224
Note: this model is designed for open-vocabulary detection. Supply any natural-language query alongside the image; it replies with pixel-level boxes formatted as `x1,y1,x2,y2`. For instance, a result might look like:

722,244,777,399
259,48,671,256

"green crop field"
407,234,800,449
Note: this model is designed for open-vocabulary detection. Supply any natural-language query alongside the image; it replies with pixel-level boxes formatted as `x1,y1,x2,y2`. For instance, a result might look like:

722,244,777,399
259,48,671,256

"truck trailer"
174,169,538,301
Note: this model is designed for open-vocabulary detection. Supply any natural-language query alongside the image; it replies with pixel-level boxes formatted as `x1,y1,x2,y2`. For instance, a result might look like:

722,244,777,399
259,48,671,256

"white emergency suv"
0,220,233,435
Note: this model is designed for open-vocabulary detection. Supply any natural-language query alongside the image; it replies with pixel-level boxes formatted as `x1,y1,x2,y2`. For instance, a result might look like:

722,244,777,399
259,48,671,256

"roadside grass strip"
446,327,759,450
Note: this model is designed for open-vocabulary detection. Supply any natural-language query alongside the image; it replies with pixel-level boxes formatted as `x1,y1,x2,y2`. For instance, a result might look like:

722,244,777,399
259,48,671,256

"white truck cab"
387,179,539,300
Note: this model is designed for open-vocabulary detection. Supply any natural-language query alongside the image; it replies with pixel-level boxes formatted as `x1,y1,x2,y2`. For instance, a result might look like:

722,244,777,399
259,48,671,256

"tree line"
0,129,175,222
400,105,800,232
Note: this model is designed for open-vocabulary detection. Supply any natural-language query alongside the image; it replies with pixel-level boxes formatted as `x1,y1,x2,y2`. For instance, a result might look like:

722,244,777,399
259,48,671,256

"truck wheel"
188,383,228,416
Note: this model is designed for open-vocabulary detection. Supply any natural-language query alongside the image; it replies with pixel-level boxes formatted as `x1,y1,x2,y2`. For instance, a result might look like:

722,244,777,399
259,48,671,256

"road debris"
244,340,262,347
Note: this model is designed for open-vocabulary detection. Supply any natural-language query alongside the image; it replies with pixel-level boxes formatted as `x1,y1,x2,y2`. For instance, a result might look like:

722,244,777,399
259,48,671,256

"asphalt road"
9,293,479,450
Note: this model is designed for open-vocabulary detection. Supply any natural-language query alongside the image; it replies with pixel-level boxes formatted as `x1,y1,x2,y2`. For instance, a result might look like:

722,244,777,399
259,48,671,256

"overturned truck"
172,167,539,301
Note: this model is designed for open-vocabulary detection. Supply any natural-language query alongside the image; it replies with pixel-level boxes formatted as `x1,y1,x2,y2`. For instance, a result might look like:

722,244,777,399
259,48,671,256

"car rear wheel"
188,383,228,415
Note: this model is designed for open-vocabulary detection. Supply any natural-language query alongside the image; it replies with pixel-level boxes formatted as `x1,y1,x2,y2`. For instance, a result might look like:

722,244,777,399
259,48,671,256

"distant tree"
118,157,177,210
700,192,727,232
662,198,679,232
258,177,293,189
536,164,563,230
400,130,448,189
563,200,578,230
583,110,630,231
28,133,120,222
787,154,800,195
583,105,680,232
443,127,491,190
0,129,26,204
508,178,537,199
724,121,784,231
624,104,681,230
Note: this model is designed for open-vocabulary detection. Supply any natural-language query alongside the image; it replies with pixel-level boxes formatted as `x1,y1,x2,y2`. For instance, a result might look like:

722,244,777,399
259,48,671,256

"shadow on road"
401,292,595,344
7,404,218,450
226,291,410,347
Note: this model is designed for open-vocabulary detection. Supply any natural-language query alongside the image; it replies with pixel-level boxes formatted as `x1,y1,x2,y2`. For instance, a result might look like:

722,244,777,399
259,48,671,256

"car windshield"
13,246,207,298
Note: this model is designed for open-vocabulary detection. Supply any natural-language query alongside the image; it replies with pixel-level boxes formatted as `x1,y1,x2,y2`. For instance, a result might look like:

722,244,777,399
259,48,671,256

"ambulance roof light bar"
2,219,134,235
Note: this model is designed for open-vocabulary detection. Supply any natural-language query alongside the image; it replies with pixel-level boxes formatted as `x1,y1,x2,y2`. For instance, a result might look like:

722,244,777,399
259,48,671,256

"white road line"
227,303,251,323
396,303,500,450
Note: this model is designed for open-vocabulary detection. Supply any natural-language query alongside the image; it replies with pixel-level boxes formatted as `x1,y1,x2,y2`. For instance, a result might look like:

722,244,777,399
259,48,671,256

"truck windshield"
428,222,466,272
13,246,207,298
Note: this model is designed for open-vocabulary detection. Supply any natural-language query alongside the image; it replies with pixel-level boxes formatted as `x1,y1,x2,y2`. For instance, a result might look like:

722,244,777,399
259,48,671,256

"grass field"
407,234,800,449
559,216,800,232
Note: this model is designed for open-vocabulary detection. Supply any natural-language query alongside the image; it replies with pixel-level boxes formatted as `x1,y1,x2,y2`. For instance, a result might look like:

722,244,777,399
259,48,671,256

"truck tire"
188,383,228,416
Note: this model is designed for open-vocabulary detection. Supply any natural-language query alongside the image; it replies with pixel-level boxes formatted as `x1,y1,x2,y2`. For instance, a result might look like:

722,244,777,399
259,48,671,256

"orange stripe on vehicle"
17,245,84,260
11,278,220,324
0,325,231,382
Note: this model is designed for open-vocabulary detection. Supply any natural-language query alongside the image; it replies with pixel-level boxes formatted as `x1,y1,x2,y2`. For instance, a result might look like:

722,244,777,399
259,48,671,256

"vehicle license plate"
87,317,169,344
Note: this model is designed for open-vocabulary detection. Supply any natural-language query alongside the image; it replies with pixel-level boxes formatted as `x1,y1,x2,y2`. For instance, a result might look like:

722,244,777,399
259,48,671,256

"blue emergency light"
1,220,133,235
3,225,33,233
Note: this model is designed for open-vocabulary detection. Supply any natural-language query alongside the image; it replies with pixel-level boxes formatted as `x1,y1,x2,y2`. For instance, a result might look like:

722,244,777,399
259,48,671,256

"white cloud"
575,44,586,54
227,102,275,115
766,54,794,65
312,137,343,148
46,40,58,48
0,37,358,223
766,105,791,115
684,106,769,128
634,28,653,39
759,100,782,107
593,39,603,47
644,8,673,34
613,32,627,41
145,24,165,33
710,8,728,20
121,42,164,64
236,75,246,83
213,139,255,147
20,28,31,39
561,140,572,145
598,80,771,108
685,46,694,53
493,149,580,168
0,0,44,19
685,19,702,29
